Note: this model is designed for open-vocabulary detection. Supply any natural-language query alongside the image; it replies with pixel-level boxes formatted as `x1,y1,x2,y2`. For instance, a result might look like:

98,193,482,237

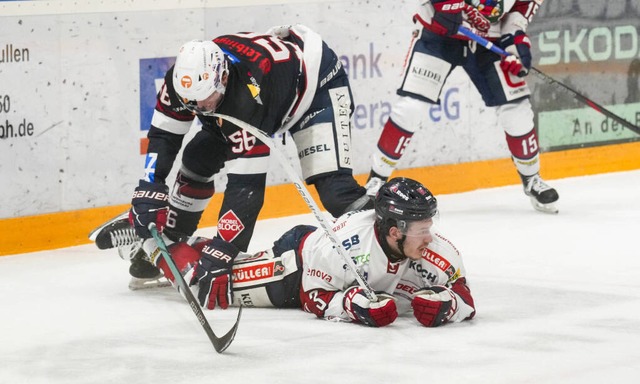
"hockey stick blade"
149,223,242,353
212,113,379,302
457,26,640,135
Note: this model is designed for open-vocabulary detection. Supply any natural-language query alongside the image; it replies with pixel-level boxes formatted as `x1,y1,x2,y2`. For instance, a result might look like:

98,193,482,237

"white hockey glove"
343,287,398,327
266,25,292,39
411,285,458,327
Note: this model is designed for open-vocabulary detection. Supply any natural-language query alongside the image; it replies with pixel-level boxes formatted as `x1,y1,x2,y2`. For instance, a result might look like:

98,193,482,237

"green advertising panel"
528,0,640,151
538,103,640,150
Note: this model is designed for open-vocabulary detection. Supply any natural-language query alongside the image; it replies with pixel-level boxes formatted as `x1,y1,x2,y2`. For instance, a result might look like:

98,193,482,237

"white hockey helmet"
172,40,228,103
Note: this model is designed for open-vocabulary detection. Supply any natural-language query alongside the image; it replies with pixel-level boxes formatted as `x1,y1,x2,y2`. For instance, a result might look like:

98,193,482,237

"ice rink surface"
2,170,639,384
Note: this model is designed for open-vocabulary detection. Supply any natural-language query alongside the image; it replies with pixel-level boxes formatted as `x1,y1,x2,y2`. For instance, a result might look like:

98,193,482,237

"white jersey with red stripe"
392,233,476,322
299,210,408,321
299,210,475,323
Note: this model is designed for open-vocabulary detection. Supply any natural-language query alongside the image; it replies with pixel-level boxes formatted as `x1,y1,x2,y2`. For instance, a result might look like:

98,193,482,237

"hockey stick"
148,223,242,353
213,113,378,302
458,26,640,136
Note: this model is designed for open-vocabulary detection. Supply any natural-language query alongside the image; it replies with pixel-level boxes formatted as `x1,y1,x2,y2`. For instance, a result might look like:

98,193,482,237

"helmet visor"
397,217,437,237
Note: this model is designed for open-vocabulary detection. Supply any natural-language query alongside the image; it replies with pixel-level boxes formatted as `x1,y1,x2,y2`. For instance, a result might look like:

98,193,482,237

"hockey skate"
343,171,387,213
89,211,140,253
89,212,170,290
127,246,171,290
365,170,387,197
524,174,559,214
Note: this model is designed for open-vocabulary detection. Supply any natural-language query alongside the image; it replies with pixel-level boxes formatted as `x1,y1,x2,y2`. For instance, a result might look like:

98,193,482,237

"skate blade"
530,197,559,214
88,210,130,241
128,276,172,290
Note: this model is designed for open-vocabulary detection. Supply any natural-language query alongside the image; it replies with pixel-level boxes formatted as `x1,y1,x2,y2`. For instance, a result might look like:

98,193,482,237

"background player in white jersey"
366,0,559,214
135,177,476,328
93,25,372,287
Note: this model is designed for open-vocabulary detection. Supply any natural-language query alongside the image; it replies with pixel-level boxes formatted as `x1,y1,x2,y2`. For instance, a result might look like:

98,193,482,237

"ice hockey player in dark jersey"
137,177,476,328
94,25,373,288
365,0,559,214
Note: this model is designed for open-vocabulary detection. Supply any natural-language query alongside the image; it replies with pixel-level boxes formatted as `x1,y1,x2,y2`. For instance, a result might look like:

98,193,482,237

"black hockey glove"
430,0,465,36
343,286,398,327
499,31,532,77
189,237,240,310
129,179,170,239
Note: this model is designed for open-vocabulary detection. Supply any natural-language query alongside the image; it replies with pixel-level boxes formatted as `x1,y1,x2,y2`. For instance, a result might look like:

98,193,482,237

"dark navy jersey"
148,31,307,183
213,32,305,135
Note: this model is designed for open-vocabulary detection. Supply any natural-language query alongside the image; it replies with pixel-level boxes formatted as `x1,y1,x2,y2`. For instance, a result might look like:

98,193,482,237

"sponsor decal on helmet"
181,75,192,88
389,204,404,215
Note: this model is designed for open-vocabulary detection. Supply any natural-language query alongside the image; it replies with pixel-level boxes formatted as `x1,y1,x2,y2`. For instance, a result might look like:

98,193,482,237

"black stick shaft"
530,67,640,135
458,26,640,136
149,223,241,353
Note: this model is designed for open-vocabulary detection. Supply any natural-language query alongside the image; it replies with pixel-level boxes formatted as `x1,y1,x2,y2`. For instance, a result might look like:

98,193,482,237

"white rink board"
0,0,506,218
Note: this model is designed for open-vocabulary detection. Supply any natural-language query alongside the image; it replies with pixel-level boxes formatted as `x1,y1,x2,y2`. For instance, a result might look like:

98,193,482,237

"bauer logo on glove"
190,238,241,310
129,179,170,239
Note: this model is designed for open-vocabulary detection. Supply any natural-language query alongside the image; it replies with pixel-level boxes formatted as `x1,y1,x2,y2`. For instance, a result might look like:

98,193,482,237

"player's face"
193,71,227,116
399,219,434,261
195,90,224,115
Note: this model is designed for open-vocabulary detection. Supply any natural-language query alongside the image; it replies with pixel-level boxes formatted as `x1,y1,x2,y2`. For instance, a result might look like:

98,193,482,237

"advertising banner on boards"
528,0,640,150
1,0,636,218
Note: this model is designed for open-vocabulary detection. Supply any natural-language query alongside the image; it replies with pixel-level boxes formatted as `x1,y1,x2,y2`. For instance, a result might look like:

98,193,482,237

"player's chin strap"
374,222,407,263
396,236,408,261
213,113,378,302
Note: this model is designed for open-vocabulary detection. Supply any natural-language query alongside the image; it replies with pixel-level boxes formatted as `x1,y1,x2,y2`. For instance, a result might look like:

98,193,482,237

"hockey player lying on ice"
100,178,476,327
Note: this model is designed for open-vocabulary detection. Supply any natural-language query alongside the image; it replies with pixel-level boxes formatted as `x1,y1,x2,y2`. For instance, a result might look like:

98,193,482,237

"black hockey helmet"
374,177,437,233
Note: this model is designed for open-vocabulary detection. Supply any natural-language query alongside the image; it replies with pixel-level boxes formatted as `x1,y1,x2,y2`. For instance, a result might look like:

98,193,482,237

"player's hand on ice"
189,237,240,310
430,0,466,36
499,31,532,77
463,4,490,33
412,285,458,327
266,25,292,38
343,287,398,327
129,180,170,238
